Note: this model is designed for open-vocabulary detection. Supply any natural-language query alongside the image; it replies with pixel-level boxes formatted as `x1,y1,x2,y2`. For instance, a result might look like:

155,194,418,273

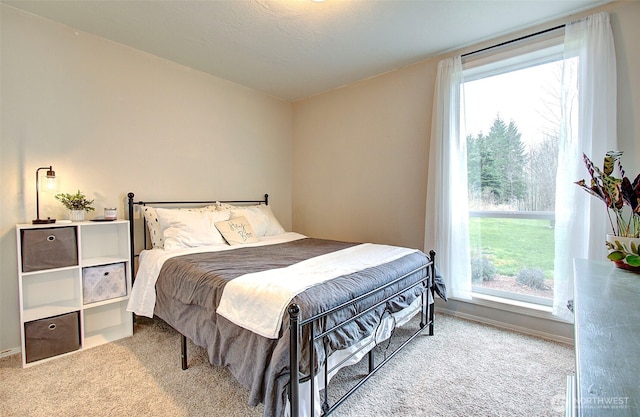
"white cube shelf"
16,220,133,367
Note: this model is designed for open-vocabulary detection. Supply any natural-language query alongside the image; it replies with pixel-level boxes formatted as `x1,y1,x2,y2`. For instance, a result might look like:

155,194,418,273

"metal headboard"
126,192,269,274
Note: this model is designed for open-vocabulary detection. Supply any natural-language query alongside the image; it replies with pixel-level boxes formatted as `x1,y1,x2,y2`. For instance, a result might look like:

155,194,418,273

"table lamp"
32,165,57,224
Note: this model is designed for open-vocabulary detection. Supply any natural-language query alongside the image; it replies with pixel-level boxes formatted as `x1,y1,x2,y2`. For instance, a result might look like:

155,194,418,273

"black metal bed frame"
127,192,436,417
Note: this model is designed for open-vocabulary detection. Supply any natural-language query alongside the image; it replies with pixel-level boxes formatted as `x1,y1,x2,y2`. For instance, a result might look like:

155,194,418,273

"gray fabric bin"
24,311,80,363
21,227,78,272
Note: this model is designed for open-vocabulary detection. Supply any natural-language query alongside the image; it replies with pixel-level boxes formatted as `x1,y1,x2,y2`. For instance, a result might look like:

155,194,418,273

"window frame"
461,28,569,308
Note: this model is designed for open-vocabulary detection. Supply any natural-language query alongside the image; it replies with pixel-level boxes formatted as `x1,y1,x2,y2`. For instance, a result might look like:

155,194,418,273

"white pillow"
230,205,285,237
214,216,260,245
156,208,230,250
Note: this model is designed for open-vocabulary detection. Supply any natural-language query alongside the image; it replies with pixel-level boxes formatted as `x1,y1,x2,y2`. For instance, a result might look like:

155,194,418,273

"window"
427,13,616,322
461,32,577,306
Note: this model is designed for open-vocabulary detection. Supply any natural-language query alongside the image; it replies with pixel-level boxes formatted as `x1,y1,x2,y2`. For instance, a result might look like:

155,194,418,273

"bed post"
288,303,300,417
429,250,436,336
181,335,188,370
127,192,135,275
264,193,269,205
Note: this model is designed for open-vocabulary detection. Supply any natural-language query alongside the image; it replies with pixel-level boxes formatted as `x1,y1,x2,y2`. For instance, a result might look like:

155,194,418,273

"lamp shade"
41,168,57,191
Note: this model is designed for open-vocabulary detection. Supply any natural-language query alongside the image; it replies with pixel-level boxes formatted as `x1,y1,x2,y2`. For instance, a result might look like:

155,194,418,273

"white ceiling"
4,0,612,101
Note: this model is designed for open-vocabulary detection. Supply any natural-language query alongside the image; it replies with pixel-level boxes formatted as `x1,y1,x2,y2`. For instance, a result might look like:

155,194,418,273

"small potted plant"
575,151,640,271
55,190,95,221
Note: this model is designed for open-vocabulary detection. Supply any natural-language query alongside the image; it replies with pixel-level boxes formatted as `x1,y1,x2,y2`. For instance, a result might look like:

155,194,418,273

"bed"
125,193,445,417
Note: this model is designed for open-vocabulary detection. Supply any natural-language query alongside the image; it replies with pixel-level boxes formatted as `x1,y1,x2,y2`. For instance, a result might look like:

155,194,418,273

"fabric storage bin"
24,311,80,363
82,263,126,304
21,227,78,273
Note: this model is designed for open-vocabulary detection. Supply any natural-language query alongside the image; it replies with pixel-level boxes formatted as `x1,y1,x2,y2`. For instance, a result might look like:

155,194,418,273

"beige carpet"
0,314,573,417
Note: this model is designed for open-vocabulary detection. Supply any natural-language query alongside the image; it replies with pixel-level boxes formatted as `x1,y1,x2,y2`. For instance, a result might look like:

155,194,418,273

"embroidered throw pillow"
215,217,260,245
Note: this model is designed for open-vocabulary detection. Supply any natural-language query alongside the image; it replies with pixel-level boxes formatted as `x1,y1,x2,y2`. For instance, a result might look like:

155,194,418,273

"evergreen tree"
466,115,528,207
502,120,528,205
467,132,482,199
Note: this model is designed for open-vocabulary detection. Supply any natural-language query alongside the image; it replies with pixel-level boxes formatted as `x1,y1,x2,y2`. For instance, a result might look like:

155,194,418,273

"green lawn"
468,217,555,279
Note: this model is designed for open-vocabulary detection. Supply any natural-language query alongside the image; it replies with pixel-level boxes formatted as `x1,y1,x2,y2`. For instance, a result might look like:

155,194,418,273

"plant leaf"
625,254,640,267
621,176,639,214
632,173,640,215
575,179,607,203
608,251,625,261
602,175,623,210
604,151,623,176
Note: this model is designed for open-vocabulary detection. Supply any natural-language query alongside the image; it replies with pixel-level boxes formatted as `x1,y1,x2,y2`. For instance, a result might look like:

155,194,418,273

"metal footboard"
288,250,436,417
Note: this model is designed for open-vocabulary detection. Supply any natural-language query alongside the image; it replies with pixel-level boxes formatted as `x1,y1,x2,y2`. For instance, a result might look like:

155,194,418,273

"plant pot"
69,210,85,222
606,234,640,273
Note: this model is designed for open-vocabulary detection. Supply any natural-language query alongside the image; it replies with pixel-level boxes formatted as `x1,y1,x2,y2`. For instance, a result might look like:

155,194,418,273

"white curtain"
425,56,472,300
553,12,617,321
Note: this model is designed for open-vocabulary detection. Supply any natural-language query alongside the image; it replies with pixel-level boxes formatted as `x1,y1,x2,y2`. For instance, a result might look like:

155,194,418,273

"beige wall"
613,1,640,161
0,6,292,351
292,61,436,249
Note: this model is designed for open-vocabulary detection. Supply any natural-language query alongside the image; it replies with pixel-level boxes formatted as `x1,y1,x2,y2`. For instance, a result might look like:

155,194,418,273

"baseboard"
0,347,21,359
436,305,574,345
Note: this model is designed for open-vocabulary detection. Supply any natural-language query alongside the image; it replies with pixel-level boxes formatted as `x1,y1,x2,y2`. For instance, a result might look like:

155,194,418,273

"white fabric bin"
82,262,126,304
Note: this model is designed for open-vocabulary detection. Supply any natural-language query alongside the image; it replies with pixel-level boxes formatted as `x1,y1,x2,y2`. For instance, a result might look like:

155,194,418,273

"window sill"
435,293,574,344
470,292,556,319
435,288,574,344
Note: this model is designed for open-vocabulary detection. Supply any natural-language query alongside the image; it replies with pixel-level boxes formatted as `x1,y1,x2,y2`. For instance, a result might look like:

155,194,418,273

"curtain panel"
553,12,617,321
425,56,472,300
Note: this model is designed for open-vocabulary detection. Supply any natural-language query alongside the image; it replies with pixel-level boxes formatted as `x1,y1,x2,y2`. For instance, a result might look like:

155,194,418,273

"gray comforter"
153,238,434,417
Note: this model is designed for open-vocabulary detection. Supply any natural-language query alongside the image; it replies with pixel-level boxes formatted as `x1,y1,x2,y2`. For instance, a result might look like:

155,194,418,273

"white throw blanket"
216,243,418,339
127,232,308,318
